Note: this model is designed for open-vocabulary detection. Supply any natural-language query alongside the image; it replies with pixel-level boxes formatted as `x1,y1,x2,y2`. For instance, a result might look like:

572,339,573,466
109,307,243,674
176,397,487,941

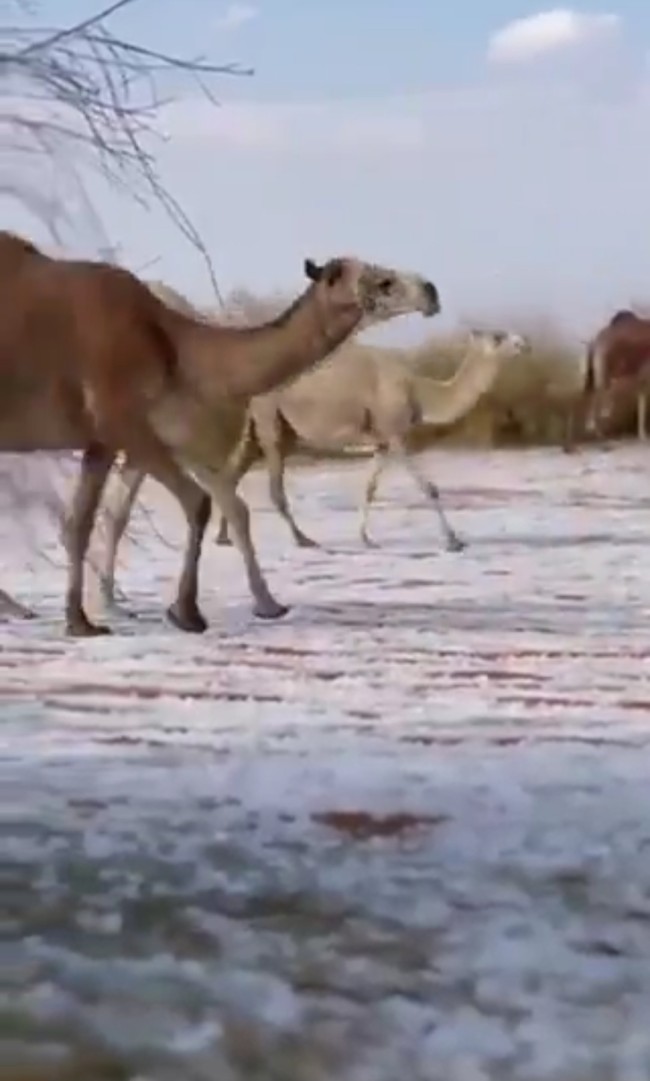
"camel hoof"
166,601,208,634
105,600,138,621
66,616,112,638
100,593,138,620
253,599,290,620
215,532,233,547
361,534,380,549
0,599,36,620
14,605,36,621
446,535,466,553
296,534,319,549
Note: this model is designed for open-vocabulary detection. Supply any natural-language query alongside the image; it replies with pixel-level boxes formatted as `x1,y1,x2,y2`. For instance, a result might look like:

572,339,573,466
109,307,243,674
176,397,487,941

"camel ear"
323,259,344,286
304,258,322,282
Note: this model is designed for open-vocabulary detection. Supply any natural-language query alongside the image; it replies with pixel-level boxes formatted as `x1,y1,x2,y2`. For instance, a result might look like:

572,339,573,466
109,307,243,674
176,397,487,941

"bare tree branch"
0,1,251,604
1,0,252,301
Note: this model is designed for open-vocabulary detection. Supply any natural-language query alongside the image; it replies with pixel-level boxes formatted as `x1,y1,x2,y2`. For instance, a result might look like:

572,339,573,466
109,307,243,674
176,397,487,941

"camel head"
467,328,530,363
609,309,637,328
303,257,440,325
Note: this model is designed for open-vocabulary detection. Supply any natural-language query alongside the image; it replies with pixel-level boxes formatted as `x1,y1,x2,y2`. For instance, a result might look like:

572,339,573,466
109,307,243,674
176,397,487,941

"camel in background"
96,328,529,609
0,231,440,634
583,310,650,440
211,328,529,550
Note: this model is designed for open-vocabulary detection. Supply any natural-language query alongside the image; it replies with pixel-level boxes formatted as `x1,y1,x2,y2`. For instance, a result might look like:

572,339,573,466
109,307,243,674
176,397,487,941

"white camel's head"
303,257,440,325
467,328,530,362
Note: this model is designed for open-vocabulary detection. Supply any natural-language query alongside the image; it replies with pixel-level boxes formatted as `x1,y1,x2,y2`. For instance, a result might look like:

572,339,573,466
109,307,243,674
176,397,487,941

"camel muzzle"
422,281,441,316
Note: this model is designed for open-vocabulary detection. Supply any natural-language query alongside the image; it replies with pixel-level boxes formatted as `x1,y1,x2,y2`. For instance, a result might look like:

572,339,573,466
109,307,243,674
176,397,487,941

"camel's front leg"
359,447,387,548
191,463,288,619
389,438,465,552
215,418,261,546
62,443,115,637
265,443,318,548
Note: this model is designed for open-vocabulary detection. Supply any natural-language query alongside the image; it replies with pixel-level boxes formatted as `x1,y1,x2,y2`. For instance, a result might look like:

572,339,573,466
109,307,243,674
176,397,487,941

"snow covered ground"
4,443,650,1081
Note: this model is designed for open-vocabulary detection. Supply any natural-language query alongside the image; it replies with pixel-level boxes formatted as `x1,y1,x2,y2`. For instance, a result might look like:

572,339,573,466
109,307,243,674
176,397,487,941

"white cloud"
215,3,258,31
488,9,620,65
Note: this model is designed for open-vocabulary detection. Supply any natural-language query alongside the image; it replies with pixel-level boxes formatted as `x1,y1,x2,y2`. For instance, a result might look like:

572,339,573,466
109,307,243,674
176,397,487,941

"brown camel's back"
0,231,44,264
0,231,182,450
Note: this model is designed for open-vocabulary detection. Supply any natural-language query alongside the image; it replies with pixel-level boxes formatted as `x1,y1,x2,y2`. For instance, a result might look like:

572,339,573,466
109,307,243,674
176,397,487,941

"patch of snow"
3,444,650,1079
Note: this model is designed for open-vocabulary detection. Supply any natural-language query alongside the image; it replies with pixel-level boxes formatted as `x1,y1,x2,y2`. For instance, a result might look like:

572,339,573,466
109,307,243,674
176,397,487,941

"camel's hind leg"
191,462,287,620
216,412,316,549
63,443,116,637
561,404,577,454
96,462,145,610
390,437,465,552
637,393,647,441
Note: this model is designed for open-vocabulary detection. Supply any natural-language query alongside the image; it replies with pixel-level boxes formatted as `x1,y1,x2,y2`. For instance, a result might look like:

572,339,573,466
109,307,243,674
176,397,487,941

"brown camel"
96,329,529,609
584,309,650,439
0,231,440,635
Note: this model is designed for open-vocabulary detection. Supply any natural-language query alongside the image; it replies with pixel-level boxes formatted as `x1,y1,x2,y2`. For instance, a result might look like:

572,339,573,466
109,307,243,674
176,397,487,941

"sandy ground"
3,443,650,1081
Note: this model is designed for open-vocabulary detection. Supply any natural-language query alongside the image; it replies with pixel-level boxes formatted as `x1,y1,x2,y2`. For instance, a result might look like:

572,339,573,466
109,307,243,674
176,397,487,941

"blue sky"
5,1,650,340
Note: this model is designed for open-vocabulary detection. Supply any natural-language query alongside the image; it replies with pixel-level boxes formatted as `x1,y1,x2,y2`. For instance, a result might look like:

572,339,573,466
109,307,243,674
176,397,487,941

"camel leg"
215,421,261,546
190,462,288,620
0,588,35,621
97,463,145,610
112,426,212,632
265,443,318,548
561,405,576,454
63,443,115,637
390,438,465,552
359,447,388,548
638,393,647,441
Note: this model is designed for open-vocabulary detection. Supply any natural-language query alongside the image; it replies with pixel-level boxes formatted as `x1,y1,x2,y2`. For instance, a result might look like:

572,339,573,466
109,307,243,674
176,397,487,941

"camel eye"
378,277,394,294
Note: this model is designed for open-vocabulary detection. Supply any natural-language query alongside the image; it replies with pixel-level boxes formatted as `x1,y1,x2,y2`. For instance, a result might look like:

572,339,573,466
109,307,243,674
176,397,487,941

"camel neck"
416,346,499,427
179,287,363,400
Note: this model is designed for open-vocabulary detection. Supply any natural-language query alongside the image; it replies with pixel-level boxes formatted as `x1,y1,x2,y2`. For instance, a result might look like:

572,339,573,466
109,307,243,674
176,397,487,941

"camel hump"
0,230,45,265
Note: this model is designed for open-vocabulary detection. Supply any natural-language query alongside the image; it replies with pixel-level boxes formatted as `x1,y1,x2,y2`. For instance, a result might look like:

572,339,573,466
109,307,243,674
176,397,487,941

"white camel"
96,325,529,608
216,328,529,551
